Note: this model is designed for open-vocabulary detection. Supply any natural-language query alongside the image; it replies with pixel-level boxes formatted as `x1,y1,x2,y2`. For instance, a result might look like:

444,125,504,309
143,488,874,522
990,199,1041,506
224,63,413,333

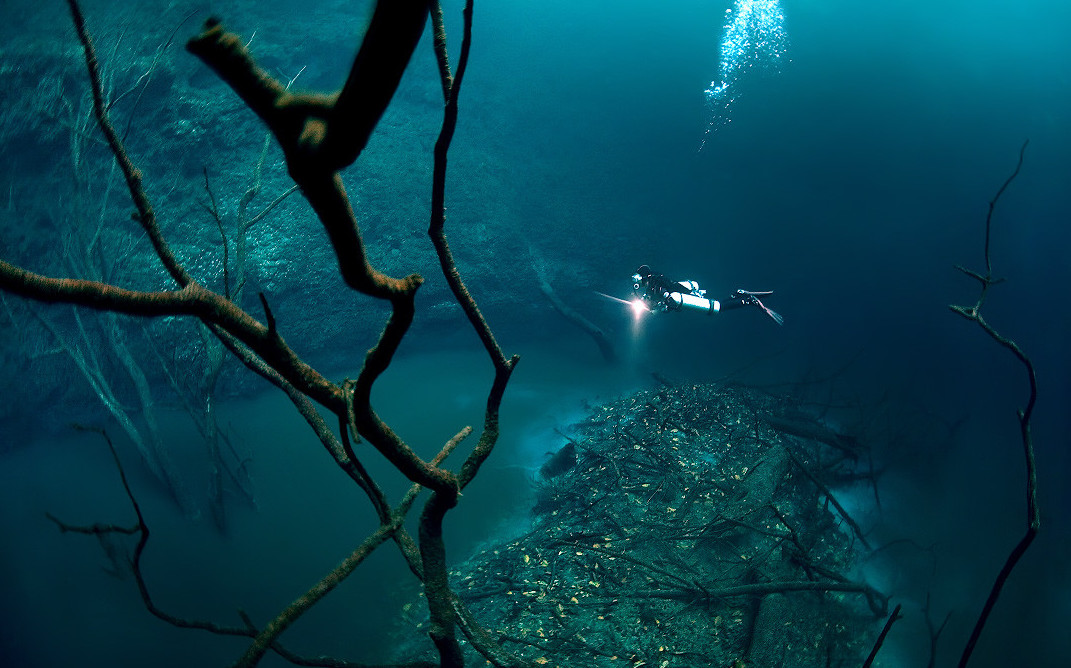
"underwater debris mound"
397,383,888,666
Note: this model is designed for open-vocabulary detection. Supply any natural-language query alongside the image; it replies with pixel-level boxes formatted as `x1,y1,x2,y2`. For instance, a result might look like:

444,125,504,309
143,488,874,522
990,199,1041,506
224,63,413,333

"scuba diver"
630,265,783,324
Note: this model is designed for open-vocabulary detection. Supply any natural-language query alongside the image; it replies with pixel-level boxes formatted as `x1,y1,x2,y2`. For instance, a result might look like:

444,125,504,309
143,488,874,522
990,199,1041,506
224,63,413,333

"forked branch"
4,1,526,666
949,140,1040,667
185,2,429,296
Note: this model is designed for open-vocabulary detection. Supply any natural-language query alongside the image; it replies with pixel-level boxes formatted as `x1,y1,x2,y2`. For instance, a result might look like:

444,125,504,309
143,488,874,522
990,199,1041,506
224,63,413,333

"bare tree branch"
949,140,1040,667
862,603,903,668
5,1,528,666
233,429,470,667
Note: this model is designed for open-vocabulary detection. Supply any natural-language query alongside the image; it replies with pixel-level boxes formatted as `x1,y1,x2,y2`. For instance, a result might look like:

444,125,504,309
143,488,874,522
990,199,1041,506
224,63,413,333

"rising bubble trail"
700,0,788,149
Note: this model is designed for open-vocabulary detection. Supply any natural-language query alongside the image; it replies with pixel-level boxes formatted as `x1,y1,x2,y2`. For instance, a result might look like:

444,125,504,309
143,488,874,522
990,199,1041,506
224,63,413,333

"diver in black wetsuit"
630,264,783,324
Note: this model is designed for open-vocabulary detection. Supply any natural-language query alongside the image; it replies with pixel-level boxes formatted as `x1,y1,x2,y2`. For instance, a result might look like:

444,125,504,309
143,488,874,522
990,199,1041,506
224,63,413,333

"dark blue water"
1,0,1069,666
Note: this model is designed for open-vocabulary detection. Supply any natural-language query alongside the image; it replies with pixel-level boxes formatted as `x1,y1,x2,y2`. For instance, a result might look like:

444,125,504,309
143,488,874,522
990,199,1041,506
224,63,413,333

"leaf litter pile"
396,383,889,666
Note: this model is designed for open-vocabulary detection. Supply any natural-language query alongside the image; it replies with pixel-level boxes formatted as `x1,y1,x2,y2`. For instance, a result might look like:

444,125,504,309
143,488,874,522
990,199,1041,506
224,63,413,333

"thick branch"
535,268,616,363
349,291,460,494
0,261,344,411
186,5,429,295
294,173,422,298
331,1,429,165
185,1,427,172
419,494,464,668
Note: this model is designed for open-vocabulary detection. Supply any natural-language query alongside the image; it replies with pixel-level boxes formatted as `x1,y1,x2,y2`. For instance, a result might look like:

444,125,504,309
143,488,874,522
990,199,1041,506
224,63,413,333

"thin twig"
785,447,872,550
950,141,1040,667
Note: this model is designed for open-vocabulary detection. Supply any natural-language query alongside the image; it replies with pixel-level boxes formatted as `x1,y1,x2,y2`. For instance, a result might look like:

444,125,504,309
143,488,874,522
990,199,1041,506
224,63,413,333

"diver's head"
632,265,652,290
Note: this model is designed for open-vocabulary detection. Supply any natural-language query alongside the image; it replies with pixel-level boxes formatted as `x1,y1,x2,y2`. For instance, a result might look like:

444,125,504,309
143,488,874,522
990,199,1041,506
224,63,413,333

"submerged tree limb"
784,447,872,550
427,0,511,374
950,140,1039,668
185,8,464,499
3,3,458,495
533,255,617,364
617,579,888,616
10,0,526,665
55,427,435,668
64,0,191,288
185,3,428,295
862,603,903,668
233,429,469,668
418,3,526,666
0,262,345,412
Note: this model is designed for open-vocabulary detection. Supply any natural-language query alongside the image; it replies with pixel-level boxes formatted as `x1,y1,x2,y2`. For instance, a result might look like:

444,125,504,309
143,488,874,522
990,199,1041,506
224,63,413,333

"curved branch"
65,0,192,288
233,438,461,668
349,290,460,494
416,5,527,666
950,307,1039,668
0,261,344,411
950,142,1040,667
982,140,1028,279
186,5,429,296
428,0,510,371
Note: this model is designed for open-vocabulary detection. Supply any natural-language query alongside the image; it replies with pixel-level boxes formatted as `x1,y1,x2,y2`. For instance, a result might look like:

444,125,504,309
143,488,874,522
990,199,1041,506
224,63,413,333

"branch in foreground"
27,2,525,666
0,262,344,411
185,10,459,497
185,5,428,296
232,428,469,667
417,3,526,666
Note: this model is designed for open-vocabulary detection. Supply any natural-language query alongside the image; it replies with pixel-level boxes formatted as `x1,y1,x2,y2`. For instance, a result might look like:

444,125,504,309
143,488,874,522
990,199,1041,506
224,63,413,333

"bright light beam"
595,291,651,323
594,291,633,307
629,298,649,320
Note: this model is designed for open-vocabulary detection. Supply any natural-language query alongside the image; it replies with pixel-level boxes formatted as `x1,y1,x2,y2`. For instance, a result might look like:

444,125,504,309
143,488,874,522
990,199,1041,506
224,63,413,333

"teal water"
0,347,644,666
1,0,1069,665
